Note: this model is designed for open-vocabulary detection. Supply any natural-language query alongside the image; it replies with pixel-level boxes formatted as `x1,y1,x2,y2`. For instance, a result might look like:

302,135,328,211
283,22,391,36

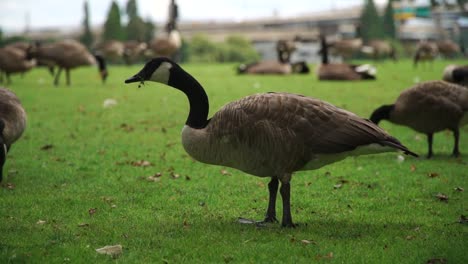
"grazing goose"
7,41,55,76
370,81,468,158
0,46,36,84
329,38,363,60
149,28,181,59
413,41,438,68
94,40,125,63
361,40,397,61
442,65,468,87
436,40,460,59
29,39,108,86
0,87,26,182
318,35,376,81
125,57,417,227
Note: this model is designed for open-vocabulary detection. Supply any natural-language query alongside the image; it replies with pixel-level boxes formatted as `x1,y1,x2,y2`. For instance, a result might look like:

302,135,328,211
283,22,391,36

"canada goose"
0,87,26,182
94,40,125,63
125,57,417,227
276,39,297,63
329,38,363,60
443,65,468,87
149,29,181,59
361,40,397,61
0,46,36,84
29,39,108,86
436,40,460,59
6,41,54,75
370,80,468,158
318,35,376,81
237,61,309,75
413,41,438,68
123,41,147,65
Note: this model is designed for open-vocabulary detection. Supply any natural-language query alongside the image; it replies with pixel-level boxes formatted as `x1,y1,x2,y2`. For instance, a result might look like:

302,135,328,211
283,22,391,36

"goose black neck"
370,104,394,124
168,66,209,129
320,36,329,64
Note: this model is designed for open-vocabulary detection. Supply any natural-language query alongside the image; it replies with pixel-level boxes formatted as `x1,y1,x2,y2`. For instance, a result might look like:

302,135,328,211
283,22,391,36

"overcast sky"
1,0,404,33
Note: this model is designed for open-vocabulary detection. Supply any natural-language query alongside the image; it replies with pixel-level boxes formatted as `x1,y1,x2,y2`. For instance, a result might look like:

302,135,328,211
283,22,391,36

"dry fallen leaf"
454,187,464,192
95,245,122,256
88,208,97,216
6,183,15,190
170,172,180,179
458,215,467,224
146,175,161,182
426,258,447,264
333,183,343,189
220,169,231,176
40,144,54,150
427,172,439,178
36,220,46,225
131,160,152,167
300,239,317,245
410,164,416,172
120,123,134,132
435,193,448,202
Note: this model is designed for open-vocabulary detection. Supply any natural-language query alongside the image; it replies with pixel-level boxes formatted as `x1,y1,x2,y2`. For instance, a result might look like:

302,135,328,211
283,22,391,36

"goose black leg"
280,181,295,228
427,133,433,158
452,128,460,157
65,69,70,86
54,67,62,86
264,177,279,223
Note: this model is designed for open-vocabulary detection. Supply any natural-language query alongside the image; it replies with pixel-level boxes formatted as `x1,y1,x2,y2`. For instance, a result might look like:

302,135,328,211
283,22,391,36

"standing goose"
370,81,468,158
29,39,108,86
318,35,376,81
0,46,36,84
125,57,417,227
0,87,26,182
413,41,438,68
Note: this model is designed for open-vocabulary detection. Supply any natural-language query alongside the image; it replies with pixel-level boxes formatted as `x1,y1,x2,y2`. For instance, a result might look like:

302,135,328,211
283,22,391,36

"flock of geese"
0,34,467,227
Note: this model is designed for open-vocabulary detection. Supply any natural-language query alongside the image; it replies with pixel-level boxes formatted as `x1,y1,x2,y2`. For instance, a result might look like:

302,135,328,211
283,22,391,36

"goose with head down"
370,80,468,158
125,57,417,227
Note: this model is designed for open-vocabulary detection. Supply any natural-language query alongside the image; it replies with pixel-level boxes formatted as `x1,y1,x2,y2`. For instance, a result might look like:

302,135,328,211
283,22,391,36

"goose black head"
370,104,395,125
125,57,176,87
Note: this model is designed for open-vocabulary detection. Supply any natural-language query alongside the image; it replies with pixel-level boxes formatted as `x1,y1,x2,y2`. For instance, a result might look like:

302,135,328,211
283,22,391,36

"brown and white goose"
125,57,417,227
370,80,468,158
0,87,26,182
29,39,108,86
318,35,376,81
443,64,468,87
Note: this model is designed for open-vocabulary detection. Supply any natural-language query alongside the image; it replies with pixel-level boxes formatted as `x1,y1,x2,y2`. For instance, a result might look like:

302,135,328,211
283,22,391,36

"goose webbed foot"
263,215,278,223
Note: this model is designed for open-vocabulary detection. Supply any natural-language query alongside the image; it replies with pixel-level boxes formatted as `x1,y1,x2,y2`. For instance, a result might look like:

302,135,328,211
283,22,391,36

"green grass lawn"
1,59,467,263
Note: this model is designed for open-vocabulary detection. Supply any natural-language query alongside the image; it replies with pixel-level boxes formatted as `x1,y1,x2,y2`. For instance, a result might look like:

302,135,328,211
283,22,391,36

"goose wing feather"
206,93,404,167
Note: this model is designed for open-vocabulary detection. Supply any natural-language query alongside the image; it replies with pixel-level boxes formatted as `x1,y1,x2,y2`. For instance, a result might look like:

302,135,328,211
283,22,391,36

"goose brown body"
371,80,468,157
125,57,416,227
0,87,26,181
30,39,107,85
0,47,36,83
183,92,412,179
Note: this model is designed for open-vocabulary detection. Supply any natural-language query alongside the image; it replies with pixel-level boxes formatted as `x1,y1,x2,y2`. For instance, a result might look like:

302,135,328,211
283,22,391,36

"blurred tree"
125,0,147,41
103,1,125,41
143,19,156,43
359,0,385,42
80,1,94,48
382,0,396,39
187,34,259,63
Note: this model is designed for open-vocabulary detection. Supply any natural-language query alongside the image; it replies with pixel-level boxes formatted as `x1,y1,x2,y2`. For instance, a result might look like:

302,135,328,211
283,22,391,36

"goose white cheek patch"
150,61,173,84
